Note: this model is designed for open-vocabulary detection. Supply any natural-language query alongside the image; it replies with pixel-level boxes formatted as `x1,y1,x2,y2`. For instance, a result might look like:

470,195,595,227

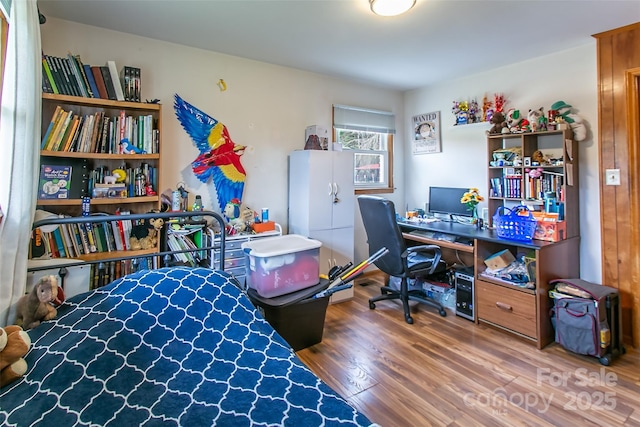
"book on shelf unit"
99,66,118,100
90,66,109,99
106,60,125,101
38,165,72,200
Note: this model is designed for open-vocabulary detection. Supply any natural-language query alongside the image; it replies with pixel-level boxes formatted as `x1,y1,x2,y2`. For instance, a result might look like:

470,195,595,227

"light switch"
605,169,621,186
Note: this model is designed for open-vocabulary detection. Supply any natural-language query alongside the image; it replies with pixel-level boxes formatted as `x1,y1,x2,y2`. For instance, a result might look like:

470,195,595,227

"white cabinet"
288,150,355,302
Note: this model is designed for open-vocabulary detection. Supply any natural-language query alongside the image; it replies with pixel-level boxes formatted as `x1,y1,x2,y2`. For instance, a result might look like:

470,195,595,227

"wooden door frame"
626,68,640,348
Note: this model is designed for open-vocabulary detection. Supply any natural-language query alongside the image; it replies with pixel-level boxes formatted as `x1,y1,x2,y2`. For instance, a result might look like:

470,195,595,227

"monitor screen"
428,186,472,218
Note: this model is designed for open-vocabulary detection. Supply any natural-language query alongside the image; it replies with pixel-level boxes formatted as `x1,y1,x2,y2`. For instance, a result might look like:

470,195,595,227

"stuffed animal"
14,275,58,331
506,109,529,133
488,111,508,134
130,217,164,250
527,107,547,132
0,325,31,387
550,100,587,141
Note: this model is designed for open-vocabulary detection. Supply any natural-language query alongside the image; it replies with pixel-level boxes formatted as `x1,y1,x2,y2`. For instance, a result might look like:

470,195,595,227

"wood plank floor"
296,273,640,427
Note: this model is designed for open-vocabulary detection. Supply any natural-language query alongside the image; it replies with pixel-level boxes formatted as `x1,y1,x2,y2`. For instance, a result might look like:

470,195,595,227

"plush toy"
0,325,31,387
506,109,529,133
550,100,587,141
14,275,58,331
224,198,247,234
130,217,164,250
527,107,547,132
488,111,508,134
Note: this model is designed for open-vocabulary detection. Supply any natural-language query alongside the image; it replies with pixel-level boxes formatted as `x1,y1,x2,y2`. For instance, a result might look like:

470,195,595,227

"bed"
0,267,375,426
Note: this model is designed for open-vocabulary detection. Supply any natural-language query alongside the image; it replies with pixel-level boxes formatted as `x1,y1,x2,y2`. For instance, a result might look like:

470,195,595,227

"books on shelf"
41,106,159,154
39,165,72,199
42,52,144,102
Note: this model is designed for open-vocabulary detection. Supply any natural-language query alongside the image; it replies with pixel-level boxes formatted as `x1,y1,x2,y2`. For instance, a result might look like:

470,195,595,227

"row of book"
42,53,141,102
31,212,141,259
41,105,158,154
490,172,564,200
89,258,154,290
166,226,212,267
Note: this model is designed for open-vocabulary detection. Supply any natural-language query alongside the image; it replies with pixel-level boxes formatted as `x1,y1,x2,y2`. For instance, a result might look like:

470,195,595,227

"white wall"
404,44,602,282
41,19,602,281
41,18,405,265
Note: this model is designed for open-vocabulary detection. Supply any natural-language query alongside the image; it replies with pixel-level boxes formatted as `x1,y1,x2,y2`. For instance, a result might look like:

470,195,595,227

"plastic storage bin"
242,234,322,298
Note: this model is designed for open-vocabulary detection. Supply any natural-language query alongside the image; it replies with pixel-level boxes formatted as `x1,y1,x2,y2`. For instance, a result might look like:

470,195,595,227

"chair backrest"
358,195,407,277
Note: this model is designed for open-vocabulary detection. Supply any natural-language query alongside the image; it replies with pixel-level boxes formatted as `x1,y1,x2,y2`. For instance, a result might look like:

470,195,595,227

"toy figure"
482,95,493,122
550,100,587,141
494,93,506,113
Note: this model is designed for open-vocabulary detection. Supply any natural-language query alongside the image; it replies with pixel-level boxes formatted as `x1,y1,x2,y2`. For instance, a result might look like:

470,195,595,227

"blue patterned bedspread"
0,267,372,426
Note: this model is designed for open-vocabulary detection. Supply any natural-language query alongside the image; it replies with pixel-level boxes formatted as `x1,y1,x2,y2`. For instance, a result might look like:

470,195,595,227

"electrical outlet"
605,169,621,186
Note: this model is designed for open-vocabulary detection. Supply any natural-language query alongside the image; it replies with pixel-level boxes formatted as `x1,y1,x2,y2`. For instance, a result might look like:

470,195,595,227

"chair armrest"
404,244,442,256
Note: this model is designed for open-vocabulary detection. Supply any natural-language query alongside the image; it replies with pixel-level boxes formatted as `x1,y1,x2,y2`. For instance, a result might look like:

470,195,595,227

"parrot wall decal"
173,94,246,215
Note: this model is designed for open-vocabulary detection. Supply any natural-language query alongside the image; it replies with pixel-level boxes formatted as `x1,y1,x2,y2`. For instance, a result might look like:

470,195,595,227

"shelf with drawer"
476,279,537,339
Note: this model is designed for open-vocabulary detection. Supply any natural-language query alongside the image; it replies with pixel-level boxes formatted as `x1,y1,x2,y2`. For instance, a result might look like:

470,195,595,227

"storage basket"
493,205,537,242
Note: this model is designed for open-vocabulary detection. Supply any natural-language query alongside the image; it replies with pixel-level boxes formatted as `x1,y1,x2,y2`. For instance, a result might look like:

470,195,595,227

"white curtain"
0,0,42,326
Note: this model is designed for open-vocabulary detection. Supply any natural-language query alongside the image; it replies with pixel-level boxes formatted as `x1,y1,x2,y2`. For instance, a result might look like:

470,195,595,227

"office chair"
358,195,447,324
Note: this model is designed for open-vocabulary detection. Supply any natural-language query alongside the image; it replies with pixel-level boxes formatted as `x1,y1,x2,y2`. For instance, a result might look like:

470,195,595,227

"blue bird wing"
173,94,217,155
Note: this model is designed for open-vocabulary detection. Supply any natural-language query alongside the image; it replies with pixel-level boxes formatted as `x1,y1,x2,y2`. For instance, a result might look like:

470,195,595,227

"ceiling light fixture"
370,0,416,17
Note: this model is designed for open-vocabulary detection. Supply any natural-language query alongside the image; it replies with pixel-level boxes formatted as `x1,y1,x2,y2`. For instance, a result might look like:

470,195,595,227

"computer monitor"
428,186,472,219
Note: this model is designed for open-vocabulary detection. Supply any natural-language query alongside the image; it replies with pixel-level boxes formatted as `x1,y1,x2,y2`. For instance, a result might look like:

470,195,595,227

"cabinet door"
305,151,335,231
331,151,355,230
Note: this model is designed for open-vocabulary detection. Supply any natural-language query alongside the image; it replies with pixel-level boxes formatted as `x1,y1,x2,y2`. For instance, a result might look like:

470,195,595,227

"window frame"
332,106,395,194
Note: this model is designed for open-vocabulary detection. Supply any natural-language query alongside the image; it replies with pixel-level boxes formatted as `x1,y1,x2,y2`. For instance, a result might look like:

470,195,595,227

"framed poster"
412,111,441,154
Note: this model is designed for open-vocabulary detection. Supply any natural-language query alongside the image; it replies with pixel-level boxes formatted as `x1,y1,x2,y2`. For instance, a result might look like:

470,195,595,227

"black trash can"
247,279,330,351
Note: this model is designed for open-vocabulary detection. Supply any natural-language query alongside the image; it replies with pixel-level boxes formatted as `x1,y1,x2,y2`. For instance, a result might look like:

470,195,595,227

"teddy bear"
550,100,587,141
488,111,508,135
129,217,164,250
14,275,59,331
506,109,529,133
0,325,31,387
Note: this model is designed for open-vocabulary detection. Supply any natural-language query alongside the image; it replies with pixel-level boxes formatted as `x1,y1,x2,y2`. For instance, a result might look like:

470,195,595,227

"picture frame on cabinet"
523,157,532,167
412,111,441,155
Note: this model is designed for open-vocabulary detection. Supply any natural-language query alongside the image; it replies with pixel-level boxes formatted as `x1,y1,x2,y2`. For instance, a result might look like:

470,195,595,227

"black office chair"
358,195,447,324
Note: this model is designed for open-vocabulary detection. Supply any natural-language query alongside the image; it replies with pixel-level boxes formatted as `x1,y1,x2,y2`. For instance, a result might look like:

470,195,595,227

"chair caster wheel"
439,309,447,317
599,355,611,366
405,315,414,324
369,302,376,309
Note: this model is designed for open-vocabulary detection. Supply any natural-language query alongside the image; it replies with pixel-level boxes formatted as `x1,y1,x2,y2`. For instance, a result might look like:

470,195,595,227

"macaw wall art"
173,94,246,216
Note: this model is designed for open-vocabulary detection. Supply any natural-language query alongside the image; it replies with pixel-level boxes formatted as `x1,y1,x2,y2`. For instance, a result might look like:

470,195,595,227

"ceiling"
37,0,640,92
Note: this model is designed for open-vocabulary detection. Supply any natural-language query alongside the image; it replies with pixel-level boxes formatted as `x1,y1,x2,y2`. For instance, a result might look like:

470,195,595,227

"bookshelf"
35,93,162,264
38,94,161,216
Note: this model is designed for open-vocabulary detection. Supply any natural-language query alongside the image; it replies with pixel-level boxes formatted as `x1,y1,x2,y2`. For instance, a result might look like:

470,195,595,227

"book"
52,111,74,151
83,64,100,99
58,56,81,97
39,165,72,199
133,67,141,102
120,66,132,102
66,53,89,97
91,66,109,99
41,105,63,149
62,116,81,152
100,65,117,100
45,55,68,95
41,61,54,94
45,109,70,151
42,57,59,94
106,60,125,101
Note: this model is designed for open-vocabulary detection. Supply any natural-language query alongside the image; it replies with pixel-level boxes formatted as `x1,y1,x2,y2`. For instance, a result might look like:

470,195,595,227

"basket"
493,205,537,242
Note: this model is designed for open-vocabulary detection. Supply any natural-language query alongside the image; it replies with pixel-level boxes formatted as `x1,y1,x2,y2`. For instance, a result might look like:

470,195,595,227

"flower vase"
472,207,480,228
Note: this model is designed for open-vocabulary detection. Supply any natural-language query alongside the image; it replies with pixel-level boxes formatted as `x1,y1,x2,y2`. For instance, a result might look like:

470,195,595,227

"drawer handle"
495,302,513,312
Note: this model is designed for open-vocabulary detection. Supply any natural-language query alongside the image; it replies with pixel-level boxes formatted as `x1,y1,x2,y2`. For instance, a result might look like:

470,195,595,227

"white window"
333,105,395,193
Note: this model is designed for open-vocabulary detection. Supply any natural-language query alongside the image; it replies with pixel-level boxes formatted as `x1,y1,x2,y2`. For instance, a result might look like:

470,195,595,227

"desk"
397,219,580,349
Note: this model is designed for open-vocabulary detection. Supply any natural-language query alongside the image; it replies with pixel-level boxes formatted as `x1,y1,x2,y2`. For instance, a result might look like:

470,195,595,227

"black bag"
550,278,625,365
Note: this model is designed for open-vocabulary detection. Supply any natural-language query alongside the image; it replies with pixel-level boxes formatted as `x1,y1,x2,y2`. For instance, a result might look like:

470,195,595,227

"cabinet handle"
495,302,513,312
327,183,333,196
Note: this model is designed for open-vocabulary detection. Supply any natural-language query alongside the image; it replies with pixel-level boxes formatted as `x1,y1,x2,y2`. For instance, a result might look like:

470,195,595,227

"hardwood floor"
296,273,640,427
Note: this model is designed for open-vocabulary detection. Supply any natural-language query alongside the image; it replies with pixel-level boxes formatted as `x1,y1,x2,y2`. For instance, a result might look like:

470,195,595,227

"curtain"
0,0,41,326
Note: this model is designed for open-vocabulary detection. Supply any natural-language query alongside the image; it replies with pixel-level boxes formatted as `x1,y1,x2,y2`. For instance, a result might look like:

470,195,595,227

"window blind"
333,104,396,134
